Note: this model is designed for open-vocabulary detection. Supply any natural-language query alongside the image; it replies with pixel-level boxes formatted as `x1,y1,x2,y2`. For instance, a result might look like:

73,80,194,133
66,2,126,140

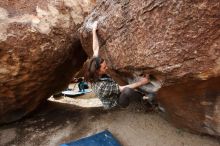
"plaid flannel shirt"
91,75,120,109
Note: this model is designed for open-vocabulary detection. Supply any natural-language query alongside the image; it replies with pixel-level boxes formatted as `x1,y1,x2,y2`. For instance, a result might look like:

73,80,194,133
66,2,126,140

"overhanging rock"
80,0,220,136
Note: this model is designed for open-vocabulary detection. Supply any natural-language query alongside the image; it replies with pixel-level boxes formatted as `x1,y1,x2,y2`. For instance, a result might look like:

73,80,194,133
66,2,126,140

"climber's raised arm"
92,21,99,57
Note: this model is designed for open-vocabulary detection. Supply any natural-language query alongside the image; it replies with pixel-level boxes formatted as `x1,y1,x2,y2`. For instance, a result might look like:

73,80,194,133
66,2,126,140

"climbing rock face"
80,0,220,136
0,0,95,124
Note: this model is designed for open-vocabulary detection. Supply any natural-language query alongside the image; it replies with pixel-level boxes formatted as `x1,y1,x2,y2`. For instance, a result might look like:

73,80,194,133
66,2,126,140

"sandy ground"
0,85,220,146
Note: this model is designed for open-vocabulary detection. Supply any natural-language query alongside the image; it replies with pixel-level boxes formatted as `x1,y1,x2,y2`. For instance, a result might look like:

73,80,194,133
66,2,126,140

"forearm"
119,81,145,92
92,29,99,57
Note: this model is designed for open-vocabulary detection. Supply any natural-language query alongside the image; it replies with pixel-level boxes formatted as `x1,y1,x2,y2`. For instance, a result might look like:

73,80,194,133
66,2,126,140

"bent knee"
121,87,133,95
118,96,129,108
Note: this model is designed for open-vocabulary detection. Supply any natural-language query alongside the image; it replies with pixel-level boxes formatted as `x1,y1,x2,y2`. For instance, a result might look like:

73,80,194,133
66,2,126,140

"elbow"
119,86,125,92
119,86,123,92
93,50,99,57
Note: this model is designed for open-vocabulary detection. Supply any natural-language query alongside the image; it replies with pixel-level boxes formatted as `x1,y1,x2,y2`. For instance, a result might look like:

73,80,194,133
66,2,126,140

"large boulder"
0,0,95,124
80,0,220,136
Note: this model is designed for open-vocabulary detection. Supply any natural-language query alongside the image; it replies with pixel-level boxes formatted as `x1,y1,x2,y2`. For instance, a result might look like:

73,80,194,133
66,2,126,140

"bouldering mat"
62,89,92,97
60,130,122,146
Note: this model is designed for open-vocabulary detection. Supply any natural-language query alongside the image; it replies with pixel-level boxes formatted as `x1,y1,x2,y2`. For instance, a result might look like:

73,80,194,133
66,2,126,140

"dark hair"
85,57,104,82
78,77,83,82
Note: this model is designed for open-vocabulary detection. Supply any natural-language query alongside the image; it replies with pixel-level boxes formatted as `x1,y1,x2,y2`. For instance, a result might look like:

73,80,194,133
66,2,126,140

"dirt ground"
0,89,220,146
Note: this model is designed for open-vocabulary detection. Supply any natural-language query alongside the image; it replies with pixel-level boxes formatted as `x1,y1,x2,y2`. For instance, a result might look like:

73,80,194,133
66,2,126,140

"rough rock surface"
0,0,95,124
80,0,220,136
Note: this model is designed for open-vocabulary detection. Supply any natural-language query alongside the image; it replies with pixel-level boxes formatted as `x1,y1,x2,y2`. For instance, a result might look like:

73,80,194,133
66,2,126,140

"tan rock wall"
0,0,95,124
80,0,220,136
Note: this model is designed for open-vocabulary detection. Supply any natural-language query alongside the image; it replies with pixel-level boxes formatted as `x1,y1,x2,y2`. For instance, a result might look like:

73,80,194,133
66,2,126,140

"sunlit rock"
0,0,95,124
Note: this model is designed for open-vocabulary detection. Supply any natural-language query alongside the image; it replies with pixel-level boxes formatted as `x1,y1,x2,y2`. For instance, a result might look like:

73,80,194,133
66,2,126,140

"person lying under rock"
85,21,152,109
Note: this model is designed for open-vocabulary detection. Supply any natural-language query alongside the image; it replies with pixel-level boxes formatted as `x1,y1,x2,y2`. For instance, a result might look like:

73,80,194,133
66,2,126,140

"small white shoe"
142,93,155,101
142,96,149,100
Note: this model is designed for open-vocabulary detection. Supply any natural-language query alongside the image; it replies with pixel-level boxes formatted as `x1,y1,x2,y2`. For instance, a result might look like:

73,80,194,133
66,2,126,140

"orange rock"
80,0,220,136
0,0,95,124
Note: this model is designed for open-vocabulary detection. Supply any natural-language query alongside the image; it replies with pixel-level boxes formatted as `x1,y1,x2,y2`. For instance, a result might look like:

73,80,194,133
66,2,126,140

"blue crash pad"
60,130,122,146
62,89,92,97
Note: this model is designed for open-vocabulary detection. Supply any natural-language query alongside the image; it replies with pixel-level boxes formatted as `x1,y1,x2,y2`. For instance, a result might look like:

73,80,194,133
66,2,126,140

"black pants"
118,87,143,108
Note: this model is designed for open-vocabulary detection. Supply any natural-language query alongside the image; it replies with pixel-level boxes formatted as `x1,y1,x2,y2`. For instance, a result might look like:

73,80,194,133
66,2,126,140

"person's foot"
142,93,155,102
142,96,149,100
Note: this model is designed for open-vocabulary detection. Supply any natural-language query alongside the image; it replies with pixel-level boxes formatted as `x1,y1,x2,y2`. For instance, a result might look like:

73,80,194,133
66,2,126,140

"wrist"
139,80,148,86
138,81,144,87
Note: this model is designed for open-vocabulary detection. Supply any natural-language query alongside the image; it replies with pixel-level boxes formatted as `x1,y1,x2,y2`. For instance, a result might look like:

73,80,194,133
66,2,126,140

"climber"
86,21,151,109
